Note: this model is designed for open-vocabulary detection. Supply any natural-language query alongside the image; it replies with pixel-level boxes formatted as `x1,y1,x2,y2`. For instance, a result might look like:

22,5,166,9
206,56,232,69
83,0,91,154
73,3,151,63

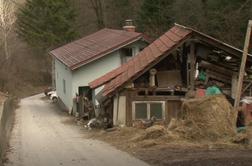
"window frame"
132,101,165,120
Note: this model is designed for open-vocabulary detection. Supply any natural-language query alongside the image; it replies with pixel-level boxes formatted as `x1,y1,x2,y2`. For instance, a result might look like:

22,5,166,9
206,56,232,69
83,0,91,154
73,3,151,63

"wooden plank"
206,70,231,84
133,96,182,101
234,20,252,108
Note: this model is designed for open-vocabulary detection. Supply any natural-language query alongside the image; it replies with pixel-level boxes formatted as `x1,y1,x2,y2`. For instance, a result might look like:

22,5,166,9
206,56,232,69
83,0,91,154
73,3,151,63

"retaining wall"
0,98,15,166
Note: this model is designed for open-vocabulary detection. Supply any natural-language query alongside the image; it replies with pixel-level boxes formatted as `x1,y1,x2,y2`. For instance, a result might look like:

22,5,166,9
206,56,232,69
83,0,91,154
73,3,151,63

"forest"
0,0,252,96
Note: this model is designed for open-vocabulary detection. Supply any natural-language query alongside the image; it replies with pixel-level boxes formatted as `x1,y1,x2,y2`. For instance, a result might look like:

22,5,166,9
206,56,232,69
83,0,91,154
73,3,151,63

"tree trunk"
89,0,105,29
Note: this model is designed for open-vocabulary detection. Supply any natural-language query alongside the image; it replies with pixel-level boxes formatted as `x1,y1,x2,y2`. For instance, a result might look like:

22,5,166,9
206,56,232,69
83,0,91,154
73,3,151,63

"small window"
150,103,163,119
121,48,133,63
133,101,165,120
135,103,148,119
63,79,66,94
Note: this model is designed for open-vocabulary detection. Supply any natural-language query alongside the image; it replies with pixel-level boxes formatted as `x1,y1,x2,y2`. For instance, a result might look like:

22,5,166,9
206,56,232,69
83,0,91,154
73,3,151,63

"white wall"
55,40,148,111
55,59,73,110
72,51,122,97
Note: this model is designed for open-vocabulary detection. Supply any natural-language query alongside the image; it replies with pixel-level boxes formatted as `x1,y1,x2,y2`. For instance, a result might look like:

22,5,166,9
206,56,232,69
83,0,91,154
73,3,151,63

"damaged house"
89,24,252,127
50,20,148,112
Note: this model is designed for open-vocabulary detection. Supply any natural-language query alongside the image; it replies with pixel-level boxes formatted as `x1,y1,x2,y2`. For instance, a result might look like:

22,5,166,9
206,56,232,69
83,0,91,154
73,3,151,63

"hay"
171,95,237,141
145,125,166,139
232,133,249,144
131,125,166,141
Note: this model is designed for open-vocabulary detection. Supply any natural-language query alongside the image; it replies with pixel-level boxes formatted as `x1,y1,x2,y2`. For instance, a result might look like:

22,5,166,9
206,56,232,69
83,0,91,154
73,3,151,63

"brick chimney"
123,19,136,32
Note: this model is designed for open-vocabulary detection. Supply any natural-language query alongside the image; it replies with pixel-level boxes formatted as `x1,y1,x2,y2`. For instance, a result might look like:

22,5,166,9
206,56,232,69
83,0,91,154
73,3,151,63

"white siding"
55,59,73,110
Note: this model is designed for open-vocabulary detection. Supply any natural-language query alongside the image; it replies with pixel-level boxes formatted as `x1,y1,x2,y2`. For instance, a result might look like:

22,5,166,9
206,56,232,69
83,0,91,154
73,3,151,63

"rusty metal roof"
50,28,144,70
89,24,251,97
89,25,192,95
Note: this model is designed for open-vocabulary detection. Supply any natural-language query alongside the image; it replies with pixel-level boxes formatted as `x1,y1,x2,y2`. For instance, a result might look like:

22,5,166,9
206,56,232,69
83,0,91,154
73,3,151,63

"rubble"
85,118,102,130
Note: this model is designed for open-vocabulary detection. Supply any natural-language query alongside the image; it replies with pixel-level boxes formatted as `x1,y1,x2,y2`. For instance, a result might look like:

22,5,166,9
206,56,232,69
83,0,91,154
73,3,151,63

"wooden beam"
234,20,252,108
200,57,239,72
189,43,196,90
232,73,238,98
199,60,234,76
195,35,252,63
242,81,252,94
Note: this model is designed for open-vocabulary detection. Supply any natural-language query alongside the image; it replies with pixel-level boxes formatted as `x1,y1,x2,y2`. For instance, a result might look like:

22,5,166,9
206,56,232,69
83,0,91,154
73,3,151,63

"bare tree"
0,0,16,60
89,0,105,29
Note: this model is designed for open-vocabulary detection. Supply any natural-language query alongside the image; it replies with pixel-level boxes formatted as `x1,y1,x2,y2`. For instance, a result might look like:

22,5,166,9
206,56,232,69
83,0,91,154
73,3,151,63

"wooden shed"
90,24,252,126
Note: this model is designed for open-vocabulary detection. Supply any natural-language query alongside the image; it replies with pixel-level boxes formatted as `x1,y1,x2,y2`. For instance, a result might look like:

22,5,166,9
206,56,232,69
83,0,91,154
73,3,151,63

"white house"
50,24,148,111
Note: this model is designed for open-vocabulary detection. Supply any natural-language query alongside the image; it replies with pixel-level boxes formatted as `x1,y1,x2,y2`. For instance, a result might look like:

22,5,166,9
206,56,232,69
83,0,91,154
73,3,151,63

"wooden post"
231,72,238,98
234,20,252,108
190,43,196,90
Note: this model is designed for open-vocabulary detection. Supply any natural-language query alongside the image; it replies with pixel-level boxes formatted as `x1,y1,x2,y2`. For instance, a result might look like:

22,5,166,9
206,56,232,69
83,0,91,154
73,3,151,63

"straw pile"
171,95,237,141
131,125,166,141
131,95,237,144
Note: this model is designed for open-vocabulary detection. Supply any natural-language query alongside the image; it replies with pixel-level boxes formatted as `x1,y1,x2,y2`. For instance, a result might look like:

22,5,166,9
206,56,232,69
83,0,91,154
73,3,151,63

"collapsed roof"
89,24,252,97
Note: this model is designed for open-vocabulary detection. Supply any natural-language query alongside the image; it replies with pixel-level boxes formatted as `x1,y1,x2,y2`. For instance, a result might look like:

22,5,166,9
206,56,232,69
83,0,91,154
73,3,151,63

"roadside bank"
0,96,16,166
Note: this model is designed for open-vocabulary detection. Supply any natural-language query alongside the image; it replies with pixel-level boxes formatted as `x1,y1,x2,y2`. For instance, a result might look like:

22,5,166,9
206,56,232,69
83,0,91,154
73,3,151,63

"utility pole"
234,20,252,108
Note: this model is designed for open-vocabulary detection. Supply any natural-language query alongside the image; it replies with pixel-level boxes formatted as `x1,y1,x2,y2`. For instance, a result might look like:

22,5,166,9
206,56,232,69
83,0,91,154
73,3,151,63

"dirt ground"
0,93,7,104
86,127,252,166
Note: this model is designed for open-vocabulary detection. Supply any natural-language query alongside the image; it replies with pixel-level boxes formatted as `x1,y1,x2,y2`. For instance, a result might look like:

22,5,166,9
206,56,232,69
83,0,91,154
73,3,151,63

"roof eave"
175,23,252,58
70,35,144,71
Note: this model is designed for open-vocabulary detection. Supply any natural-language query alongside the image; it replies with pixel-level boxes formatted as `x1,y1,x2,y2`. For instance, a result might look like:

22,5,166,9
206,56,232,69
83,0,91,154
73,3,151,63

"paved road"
5,94,149,166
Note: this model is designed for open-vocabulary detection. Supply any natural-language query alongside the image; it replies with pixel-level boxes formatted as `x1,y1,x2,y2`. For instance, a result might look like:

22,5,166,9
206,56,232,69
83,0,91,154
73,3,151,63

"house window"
132,101,165,120
63,79,66,94
150,103,163,119
135,103,147,119
121,48,133,63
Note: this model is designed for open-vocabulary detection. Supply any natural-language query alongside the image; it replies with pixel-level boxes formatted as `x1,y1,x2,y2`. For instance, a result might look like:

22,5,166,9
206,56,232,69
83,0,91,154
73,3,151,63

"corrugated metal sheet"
90,24,251,97
50,28,144,70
